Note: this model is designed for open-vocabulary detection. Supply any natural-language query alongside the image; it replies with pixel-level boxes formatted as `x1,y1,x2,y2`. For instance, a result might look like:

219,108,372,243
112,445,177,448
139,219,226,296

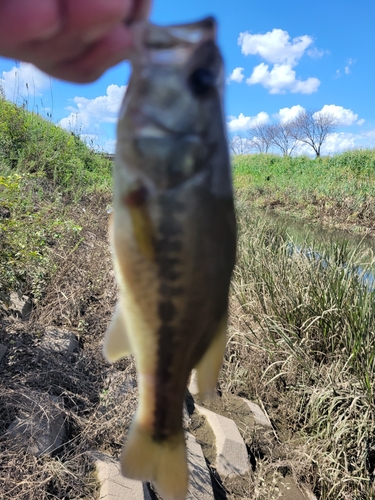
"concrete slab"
94,451,151,500
41,327,78,353
241,398,272,428
8,394,66,456
188,369,199,398
183,403,191,429
276,476,317,500
186,432,214,499
9,292,32,320
195,405,249,478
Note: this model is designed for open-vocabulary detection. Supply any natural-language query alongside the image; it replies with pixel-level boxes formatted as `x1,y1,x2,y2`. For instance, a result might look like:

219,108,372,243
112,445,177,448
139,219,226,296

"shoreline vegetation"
2,100,375,498
233,151,375,235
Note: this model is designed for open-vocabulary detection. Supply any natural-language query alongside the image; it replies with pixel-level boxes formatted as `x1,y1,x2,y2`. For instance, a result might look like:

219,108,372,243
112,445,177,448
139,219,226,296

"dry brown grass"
0,192,139,499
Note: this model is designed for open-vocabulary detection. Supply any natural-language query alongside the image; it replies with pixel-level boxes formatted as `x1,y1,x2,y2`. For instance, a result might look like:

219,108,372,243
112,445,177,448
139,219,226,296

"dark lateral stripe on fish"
154,238,183,253
159,284,184,296
152,200,188,441
158,301,177,322
158,218,183,237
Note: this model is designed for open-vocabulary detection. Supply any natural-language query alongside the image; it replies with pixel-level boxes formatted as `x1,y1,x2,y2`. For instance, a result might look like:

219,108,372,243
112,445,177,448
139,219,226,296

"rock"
0,206,10,219
241,398,272,428
195,405,249,478
275,475,317,500
188,369,199,398
300,485,318,500
92,435,214,500
9,292,32,321
186,432,214,499
8,394,66,456
93,451,151,500
104,371,137,398
0,343,6,363
41,327,78,353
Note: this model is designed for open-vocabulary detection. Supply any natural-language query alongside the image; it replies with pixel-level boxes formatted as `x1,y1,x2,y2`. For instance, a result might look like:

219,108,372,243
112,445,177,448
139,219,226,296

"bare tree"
268,122,299,156
247,123,273,153
229,133,251,155
291,109,338,157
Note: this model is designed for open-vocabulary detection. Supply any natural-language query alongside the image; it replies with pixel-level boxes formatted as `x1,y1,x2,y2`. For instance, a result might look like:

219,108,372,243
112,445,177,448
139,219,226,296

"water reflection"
264,209,375,291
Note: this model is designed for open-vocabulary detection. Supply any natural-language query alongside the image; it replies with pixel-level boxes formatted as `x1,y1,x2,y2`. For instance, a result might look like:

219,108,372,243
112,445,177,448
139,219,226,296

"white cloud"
227,111,269,131
238,28,321,94
1,63,50,101
345,58,355,74
103,139,117,154
246,63,320,94
357,119,365,126
364,129,375,141
80,135,117,153
227,67,245,83
315,105,358,126
59,84,126,131
238,29,313,65
320,132,356,155
277,105,305,123
307,47,328,58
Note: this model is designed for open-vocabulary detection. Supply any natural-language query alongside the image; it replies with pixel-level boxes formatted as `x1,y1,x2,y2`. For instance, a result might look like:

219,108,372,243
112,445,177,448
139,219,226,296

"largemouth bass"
103,16,236,500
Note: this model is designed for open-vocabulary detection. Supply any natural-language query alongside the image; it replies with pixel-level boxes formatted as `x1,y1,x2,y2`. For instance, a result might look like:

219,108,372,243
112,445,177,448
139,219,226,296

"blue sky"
1,0,375,154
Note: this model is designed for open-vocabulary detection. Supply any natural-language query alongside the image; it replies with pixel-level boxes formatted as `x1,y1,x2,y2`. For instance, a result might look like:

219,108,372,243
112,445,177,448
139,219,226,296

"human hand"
0,0,151,83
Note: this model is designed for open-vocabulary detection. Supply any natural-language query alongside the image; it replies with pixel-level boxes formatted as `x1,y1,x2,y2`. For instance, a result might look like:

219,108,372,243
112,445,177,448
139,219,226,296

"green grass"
0,98,112,308
233,151,375,228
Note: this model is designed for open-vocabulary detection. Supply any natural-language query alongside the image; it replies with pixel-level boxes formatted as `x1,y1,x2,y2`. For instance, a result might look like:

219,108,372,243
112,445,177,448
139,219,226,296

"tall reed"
223,197,375,498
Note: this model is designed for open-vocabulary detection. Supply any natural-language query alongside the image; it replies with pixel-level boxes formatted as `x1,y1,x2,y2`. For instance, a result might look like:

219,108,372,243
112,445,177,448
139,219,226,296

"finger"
36,24,133,83
0,0,61,51
127,0,152,23
3,0,133,65
65,0,132,33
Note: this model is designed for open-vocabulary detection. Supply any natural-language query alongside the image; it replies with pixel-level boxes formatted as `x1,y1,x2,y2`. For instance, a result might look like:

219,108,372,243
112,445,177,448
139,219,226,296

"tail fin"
121,422,188,500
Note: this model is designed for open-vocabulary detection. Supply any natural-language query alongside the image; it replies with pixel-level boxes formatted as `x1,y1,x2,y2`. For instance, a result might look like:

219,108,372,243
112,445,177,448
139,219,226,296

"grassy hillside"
233,150,375,232
0,98,112,310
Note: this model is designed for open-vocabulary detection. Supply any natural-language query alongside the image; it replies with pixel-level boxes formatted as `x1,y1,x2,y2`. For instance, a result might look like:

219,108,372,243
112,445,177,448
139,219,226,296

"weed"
221,198,375,499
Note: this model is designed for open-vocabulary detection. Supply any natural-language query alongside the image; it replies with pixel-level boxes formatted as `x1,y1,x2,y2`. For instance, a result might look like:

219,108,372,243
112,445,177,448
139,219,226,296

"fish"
103,16,236,500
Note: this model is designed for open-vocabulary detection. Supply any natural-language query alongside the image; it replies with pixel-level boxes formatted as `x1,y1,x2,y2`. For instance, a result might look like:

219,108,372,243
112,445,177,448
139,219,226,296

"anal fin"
103,302,132,362
195,315,227,400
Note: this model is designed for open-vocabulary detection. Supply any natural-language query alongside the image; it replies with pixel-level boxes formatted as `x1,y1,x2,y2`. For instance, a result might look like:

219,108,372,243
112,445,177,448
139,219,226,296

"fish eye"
188,68,216,97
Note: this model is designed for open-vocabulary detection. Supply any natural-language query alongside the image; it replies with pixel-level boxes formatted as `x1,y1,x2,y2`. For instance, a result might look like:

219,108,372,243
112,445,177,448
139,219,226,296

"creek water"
264,209,375,289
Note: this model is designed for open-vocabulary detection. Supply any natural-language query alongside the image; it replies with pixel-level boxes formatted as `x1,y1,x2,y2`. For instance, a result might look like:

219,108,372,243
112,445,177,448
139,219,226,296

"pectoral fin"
195,315,227,399
103,302,132,362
